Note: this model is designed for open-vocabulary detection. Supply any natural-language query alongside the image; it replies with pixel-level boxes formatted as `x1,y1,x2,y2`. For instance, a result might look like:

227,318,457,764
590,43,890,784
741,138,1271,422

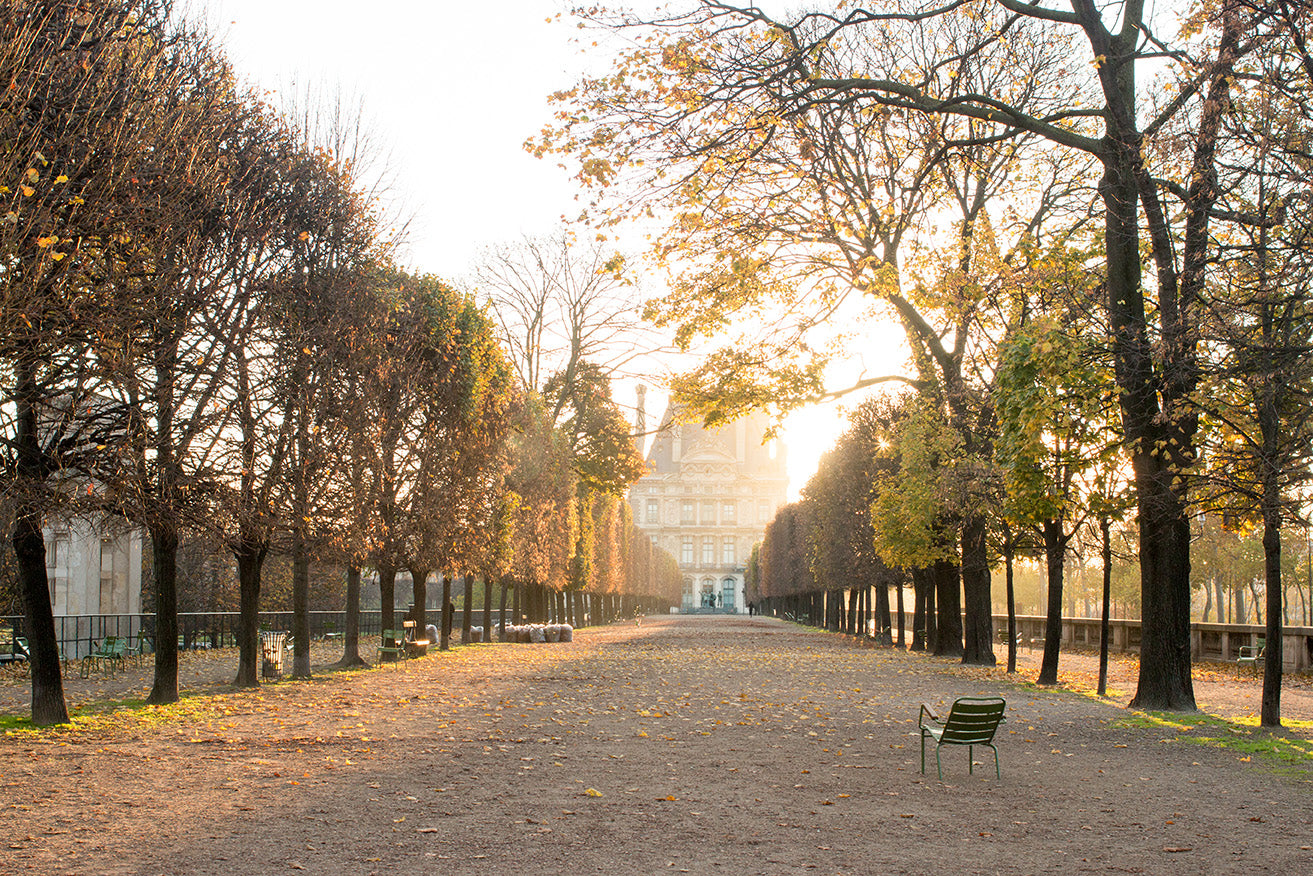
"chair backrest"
941,696,1006,745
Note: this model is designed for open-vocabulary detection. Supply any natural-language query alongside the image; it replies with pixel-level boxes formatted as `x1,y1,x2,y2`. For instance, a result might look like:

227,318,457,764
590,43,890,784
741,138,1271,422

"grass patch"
2,689,235,738
1115,711,1313,768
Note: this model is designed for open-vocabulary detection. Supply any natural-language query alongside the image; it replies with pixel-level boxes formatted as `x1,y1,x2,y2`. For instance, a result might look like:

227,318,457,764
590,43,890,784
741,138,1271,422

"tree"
399,283,516,646
802,397,907,645
204,107,313,688
995,295,1121,685
503,396,576,622
72,26,243,706
869,398,971,655
757,502,817,621
1193,10,1313,724
474,231,655,399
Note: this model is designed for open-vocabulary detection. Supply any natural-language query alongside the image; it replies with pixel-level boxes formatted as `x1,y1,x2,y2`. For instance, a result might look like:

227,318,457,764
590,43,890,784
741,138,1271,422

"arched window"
722,577,737,610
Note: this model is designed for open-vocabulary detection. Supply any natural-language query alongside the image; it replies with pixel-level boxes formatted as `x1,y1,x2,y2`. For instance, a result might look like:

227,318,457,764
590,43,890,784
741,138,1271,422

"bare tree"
474,231,661,402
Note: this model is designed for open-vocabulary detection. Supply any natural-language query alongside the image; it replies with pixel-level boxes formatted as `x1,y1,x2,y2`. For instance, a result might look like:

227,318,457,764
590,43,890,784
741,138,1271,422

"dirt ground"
1,615,1311,876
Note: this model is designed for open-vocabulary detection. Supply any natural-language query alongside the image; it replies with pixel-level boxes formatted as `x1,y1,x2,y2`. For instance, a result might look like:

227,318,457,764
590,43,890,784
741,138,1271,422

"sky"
207,0,909,497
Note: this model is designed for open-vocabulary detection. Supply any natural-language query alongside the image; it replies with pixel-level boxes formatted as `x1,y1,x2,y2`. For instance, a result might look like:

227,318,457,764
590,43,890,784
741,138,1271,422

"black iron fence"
0,610,385,661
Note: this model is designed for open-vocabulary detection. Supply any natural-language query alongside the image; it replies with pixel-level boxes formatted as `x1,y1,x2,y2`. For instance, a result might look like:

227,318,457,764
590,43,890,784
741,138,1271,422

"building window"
681,500,695,525
722,536,735,565
722,501,736,525
701,536,715,565
646,499,659,524
722,577,736,609
758,500,770,523
701,501,715,525
681,536,694,565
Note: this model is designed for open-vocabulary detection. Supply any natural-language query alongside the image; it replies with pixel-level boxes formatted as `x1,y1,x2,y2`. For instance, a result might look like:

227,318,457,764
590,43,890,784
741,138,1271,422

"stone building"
43,518,143,617
629,394,788,613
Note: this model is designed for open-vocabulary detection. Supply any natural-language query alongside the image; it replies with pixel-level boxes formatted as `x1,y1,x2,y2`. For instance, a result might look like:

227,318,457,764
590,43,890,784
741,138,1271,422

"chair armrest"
919,703,939,728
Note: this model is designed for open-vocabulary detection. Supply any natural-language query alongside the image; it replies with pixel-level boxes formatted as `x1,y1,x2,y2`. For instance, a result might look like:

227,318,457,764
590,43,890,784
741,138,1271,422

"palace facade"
629,398,788,613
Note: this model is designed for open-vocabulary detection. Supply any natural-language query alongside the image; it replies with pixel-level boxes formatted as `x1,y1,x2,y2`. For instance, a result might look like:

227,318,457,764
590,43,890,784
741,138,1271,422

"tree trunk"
411,568,430,633
895,581,905,649
1261,481,1284,726
875,580,892,645
933,559,963,658
961,515,995,665
1098,518,1113,697
1038,519,1065,685
440,573,453,650
233,534,267,688
337,564,366,668
14,503,67,726
291,530,311,679
911,568,927,651
147,521,179,704
462,573,474,643
1128,480,1195,709
378,565,397,653
147,332,181,705
499,578,509,638
482,575,493,641
11,361,68,725
1005,536,1017,675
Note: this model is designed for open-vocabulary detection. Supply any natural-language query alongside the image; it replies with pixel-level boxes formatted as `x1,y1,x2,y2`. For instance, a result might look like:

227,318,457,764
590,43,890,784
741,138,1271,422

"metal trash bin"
261,630,288,679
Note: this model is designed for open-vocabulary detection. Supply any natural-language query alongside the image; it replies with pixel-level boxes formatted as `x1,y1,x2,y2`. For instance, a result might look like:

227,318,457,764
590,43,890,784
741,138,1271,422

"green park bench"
129,634,152,668
919,696,1007,780
80,636,127,678
1,623,30,669
1236,642,1264,668
378,628,407,663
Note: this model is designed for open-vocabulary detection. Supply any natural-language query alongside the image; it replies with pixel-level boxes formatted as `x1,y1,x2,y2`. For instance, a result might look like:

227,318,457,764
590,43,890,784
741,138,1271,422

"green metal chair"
919,696,1006,779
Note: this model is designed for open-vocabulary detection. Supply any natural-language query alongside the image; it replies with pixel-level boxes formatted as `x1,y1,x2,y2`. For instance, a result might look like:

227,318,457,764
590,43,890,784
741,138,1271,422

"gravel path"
2,615,1310,875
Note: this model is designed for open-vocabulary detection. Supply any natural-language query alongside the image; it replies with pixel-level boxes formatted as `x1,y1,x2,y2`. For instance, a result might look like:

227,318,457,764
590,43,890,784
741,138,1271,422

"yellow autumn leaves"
7,162,77,258
35,234,68,260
